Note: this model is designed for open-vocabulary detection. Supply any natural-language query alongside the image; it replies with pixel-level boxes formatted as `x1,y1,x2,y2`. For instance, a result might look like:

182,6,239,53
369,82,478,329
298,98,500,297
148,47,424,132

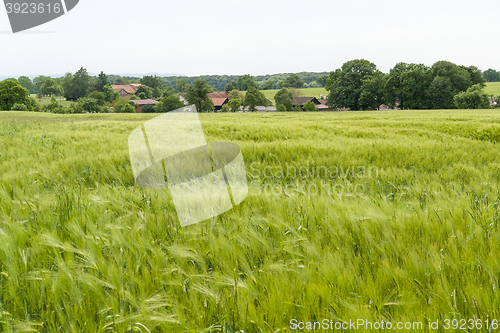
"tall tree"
281,74,304,88
33,75,48,94
185,79,214,112
18,76,35,94
427,76,455,109
40,78,63,97
243,86,268,111
483,69,500,82
238,74,257,91
140,75,163,89
274,88,294,111
385,62,432,110
96,71,109,92
326,59,377,111
0,79,32,111
359,71,387,110
316,75,328,87
175,78,189,93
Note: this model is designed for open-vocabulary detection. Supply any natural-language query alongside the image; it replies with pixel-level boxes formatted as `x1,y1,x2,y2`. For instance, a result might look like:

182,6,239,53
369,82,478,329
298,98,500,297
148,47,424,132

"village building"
130,99,159,113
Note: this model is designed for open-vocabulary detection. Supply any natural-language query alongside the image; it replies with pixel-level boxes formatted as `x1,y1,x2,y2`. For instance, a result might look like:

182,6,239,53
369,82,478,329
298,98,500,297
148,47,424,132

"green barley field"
0,110,500,332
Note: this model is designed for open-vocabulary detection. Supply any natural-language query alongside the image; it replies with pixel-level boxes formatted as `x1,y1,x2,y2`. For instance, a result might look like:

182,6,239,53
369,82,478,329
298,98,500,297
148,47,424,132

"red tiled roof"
211,97,228,107
319,99,327,104
208,92,229,99
111,85,139,94
130,99,159,105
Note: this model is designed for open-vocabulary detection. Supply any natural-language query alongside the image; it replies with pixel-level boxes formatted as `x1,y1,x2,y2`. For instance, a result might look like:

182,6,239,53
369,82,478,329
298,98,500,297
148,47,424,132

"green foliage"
140,75,163,89
453,84,490,109
238,74,257,91
43,96,61,113
162,86,175,98
96,71,109,92
0,79,32,111
431,61,471,94
276,103,287,111
483,68,500,82
243,86,267,111
385,62,432,110
185,79,214,112
229,98,241,112
326,59,378,111
86,91,107,106
136,85,153,99
228,89,244,100
18,76,35,94
155,94,184,113
427,76,455,109
280,73,304,88
274,88,294,111
141,104,156,113
302,100,319,111
176,78,189,93
291,104,302,111
78,97,102,113
224,81,237,94
10,103,28,111
260,80,274,90
63,67,91,101
220,104,230,113
463,65,485,87
113,77,129,85
113,97,136,113
359,71,387,110
33,75,48,94
40,78,64,97
316,75,328,87
152,87,162,99
29,97,41,112
102,84,119,102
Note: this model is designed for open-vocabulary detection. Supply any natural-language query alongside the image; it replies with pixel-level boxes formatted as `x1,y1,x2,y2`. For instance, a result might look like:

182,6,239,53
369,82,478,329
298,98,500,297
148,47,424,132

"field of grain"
0,110,499,332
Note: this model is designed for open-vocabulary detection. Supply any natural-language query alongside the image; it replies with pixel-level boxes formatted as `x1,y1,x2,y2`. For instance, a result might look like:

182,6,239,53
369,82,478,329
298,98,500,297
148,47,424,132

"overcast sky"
0,0,498,77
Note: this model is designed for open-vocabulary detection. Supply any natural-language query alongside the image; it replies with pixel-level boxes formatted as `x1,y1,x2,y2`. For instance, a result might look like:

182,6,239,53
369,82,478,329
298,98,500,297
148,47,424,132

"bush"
69,103,84,114
11,103,28,111
276,104,287,112
303,100,319,111
453,84,490,109
155,95,184,113
229,98,241,112
113,98,136,113
45,96,60,113
29,97,41,112
142,104,156,113
78,97,102,113
220,104,230,113
52,106,70,114
292,104,302,112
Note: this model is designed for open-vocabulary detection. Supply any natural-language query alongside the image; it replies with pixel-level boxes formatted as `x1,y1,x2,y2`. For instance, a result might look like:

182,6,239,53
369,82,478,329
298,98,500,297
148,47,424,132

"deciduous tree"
0,79,32,111
185,79,214,112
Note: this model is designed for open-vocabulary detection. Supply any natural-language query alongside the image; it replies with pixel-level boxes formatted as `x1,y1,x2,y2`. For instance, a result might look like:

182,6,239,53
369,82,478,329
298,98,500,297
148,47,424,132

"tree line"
325,59,493,111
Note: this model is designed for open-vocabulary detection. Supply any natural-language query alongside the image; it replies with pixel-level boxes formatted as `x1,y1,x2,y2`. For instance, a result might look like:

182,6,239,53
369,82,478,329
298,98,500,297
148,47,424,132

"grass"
30,94,76,107
485,82,500,97
0,110,500,331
